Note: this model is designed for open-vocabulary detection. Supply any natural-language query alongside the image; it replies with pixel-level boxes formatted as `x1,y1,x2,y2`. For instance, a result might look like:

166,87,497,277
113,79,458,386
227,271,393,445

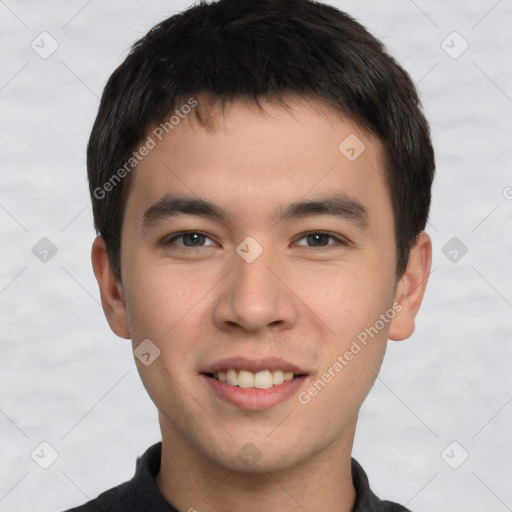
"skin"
92,96,431,512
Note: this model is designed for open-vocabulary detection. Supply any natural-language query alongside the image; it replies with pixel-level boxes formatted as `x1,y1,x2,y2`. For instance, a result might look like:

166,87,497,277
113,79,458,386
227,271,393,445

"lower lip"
202,374,308,411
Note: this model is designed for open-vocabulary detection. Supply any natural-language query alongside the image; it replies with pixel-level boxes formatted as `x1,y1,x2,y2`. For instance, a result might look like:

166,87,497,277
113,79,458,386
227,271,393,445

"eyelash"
163,231,348,251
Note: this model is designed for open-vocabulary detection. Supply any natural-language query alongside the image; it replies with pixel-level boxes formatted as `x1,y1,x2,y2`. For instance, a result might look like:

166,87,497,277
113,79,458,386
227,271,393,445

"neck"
155,418,357,512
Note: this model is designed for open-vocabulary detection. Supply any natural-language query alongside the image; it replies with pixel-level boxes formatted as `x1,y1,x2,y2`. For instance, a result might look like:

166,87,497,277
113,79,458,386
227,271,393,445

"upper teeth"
214,369,295,389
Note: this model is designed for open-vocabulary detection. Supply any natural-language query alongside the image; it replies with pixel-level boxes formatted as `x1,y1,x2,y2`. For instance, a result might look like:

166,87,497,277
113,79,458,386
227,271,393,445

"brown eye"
294,232,347,248
166,231,215,247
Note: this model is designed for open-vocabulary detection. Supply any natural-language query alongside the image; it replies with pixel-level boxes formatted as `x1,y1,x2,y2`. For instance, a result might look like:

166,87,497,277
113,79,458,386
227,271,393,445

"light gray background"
1,1,511,511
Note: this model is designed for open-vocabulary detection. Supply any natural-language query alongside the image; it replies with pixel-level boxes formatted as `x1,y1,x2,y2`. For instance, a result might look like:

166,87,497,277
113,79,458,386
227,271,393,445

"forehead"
124,96,391,231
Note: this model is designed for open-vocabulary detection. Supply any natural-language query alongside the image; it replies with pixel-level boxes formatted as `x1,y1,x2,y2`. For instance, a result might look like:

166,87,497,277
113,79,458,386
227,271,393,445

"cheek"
123,255,216,343
297,292,390,428
294,262,394,408
123,265,210,410
292,260,395,341
301,348,385,437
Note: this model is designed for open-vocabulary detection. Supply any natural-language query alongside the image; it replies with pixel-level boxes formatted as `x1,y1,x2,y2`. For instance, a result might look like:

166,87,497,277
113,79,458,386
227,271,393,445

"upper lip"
202,356,309,375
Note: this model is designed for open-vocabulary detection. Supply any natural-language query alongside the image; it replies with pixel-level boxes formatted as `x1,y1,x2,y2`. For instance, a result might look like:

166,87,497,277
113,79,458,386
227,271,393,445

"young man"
65,0,434,510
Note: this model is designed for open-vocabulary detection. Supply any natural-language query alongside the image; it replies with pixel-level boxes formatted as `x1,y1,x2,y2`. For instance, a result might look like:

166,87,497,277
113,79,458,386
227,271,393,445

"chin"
200,432,313,475
217,449,303,475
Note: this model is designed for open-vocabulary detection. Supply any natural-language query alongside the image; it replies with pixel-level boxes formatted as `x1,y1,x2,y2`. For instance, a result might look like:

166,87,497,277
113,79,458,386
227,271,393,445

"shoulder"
59,442,174,512
60,483,125,512
381,501,413,511
351,458,412,512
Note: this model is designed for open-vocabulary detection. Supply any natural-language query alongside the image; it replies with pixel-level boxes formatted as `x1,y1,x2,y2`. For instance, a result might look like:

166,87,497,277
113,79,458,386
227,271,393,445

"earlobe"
388,232,432,341
91,236,131,339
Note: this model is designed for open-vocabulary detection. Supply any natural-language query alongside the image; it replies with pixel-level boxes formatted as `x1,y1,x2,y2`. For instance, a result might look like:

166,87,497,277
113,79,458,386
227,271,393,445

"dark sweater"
63,442,411,511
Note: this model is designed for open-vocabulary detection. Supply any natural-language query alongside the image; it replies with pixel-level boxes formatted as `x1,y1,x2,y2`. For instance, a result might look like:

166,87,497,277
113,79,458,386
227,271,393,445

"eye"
293,231,347,248
164,231,216,248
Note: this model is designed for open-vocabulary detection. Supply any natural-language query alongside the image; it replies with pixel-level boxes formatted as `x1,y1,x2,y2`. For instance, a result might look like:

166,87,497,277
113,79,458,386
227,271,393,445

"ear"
91,236,131,339
388,232,432,341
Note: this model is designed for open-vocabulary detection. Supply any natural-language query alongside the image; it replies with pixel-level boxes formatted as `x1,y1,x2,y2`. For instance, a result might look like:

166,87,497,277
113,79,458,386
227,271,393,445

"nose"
212,246,299,334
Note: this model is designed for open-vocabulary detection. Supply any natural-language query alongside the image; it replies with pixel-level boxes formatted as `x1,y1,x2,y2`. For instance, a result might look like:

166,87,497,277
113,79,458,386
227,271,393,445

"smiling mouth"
202,369,307,389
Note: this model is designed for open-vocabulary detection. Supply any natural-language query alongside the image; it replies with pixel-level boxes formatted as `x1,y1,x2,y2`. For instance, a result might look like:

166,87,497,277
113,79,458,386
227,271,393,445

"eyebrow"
142,193,369,231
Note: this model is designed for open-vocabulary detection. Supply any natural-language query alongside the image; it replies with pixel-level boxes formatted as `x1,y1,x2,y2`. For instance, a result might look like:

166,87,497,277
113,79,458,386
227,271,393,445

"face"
96,96,426,474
